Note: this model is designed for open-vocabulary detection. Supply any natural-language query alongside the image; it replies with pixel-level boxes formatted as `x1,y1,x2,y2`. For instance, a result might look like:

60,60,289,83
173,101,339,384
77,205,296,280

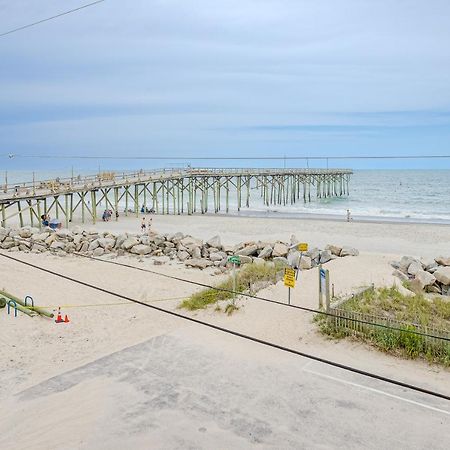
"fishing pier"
0,168,352,227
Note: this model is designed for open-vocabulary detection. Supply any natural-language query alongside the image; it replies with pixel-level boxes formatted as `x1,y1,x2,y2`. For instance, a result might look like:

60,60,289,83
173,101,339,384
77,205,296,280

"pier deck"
0,168,352,227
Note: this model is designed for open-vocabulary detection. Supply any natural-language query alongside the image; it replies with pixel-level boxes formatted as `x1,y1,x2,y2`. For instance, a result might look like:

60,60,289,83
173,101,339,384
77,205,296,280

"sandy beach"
1,214,449,448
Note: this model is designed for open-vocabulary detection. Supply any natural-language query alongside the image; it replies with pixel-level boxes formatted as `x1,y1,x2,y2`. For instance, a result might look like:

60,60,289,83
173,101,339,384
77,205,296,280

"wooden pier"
0,168,352,227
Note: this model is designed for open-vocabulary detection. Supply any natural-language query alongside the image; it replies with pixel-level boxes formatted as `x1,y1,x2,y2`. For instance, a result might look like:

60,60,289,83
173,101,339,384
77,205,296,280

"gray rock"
392,269,409,282
435,256,450,266
180,236,203,248
299,256,312,270
192,247,202,259
237,244,258,257
115,234,128,249
326,244,342,256
340,246,359,257
98,237,115,250
252,257,266,266
56,229,72,239
273,256,288,267
80,241,89,253
18,228,32,238
434,266,450,285
287,251,301,268
237,255,252,265
88,239,100,251
177,251,190,261
131,244,152,255
122,237,139,250
64,242,76,253
415,270,436,289
306,248,320,262
50,241,66,250
32,243,47,252
210,251,226,262
93,247,105,257
398,256,417,273
425,284,442,294
407,261,422,276
185,258,213,269
258,246,273,259
272,243,288,257
320,250,333,264
206,235,222,249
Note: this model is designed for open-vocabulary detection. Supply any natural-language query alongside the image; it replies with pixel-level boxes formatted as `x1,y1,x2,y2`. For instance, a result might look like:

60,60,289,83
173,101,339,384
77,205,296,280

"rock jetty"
0,226,358,271
392,255,450,295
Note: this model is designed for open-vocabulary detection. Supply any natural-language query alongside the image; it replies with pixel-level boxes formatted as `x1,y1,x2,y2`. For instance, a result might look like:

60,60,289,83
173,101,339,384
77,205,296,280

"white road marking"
303,368,450,416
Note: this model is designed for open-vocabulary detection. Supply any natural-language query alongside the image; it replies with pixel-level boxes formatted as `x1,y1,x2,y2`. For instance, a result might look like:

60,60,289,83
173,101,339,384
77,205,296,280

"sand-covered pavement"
1,215,449,448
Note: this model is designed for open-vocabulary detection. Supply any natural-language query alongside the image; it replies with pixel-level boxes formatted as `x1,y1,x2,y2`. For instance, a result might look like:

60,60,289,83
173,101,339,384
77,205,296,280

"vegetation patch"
316,286,450,366
179,261,285,313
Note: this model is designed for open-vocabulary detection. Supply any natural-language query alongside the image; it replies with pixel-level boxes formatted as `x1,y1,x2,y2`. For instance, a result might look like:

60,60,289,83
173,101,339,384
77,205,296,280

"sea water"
2,169,450,224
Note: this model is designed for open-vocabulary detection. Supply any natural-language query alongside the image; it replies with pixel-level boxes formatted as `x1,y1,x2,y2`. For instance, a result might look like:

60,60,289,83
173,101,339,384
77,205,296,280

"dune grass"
316,286,450,366
179,261,285,313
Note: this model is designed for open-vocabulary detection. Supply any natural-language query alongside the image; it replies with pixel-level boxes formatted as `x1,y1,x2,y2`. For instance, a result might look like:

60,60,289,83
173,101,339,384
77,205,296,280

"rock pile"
0,226,358,270
391,255,450,295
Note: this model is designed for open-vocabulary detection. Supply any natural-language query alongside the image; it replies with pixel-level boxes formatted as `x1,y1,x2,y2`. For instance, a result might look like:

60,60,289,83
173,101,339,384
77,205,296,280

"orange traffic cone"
64,314,70,323
55,308,63,323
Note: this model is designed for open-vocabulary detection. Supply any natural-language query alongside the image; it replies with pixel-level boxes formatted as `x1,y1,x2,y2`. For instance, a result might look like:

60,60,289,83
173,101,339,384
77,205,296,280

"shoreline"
212,209,450,226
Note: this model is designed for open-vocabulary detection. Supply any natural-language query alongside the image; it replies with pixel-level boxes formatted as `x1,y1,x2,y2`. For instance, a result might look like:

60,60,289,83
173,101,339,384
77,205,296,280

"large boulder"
435,256,450,266
130,244,152,255
258,246,273,259
392,269,409,282
340,246,359,257
115,234,128,249
320,250,332,264
50,241,66,251
122,237,139,250
415,270,436,289
88,239,100,251
325,244,342,257
98,237,116,250
237,244,258,257
272,243,288,257
398,256,417,273
273,256,288,267
93,247,105,257
56,229,72,240
185,258,213,269
209,251,226,262
180,236,203,248
206,235,222,249
299,256,312,270
407,261,422,276
434,266,450,285
18,228,32,239
177,250,190,261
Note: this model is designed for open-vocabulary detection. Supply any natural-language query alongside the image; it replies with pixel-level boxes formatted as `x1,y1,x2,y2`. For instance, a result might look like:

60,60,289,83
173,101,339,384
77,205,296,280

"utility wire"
2,153,450,160
0,250,448,402
0,1,106,38
3,237,450,342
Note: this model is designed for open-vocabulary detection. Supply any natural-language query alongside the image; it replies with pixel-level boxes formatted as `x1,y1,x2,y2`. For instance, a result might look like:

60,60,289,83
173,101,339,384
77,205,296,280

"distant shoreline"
210,209,450,226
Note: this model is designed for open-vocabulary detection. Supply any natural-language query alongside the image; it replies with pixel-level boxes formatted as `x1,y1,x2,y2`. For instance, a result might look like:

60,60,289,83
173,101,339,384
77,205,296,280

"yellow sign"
297,243,308,252
284,268,296,288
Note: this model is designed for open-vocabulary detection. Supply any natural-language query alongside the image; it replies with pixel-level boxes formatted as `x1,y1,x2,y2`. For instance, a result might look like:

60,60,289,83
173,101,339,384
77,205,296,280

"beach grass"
316,286,450,366
179,261,285,312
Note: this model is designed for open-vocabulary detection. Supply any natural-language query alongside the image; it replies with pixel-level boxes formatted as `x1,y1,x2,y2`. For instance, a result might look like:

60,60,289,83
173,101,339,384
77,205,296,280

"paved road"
1,326,449,449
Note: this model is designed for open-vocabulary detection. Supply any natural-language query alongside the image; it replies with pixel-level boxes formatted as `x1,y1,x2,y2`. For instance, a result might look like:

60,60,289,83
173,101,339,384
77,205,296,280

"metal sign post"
228,255,241,300
284,267,296,305
318,265,330,310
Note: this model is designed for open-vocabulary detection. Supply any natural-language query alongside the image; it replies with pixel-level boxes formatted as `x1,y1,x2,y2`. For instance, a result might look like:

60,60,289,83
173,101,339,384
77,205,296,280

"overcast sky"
1,0,450,170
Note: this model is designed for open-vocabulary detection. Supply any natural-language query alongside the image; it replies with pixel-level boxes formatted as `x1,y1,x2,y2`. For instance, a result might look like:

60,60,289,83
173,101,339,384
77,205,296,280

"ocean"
3,169,450,224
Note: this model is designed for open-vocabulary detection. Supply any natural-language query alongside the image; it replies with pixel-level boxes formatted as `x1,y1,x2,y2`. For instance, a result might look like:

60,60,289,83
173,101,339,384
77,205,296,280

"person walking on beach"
147,217,153,233
346,209,352,222
141,217,146,233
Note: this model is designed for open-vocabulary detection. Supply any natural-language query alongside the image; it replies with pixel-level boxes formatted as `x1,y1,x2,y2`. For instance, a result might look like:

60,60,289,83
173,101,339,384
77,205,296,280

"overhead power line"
2,153,450,161
0,0,106,38
1,250,449,402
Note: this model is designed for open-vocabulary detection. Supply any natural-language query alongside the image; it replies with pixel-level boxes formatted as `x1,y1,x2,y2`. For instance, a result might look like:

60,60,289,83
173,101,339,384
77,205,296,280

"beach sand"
1,215,449,447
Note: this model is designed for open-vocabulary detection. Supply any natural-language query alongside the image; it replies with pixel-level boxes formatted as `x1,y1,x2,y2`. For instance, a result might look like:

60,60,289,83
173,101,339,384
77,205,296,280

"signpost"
284,267,296,304
228,255,241,300
297,242,308,252
318,265,330,310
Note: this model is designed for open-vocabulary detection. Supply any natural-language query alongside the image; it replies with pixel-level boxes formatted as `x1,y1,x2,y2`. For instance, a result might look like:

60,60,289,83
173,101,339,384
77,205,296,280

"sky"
1,0,450,171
